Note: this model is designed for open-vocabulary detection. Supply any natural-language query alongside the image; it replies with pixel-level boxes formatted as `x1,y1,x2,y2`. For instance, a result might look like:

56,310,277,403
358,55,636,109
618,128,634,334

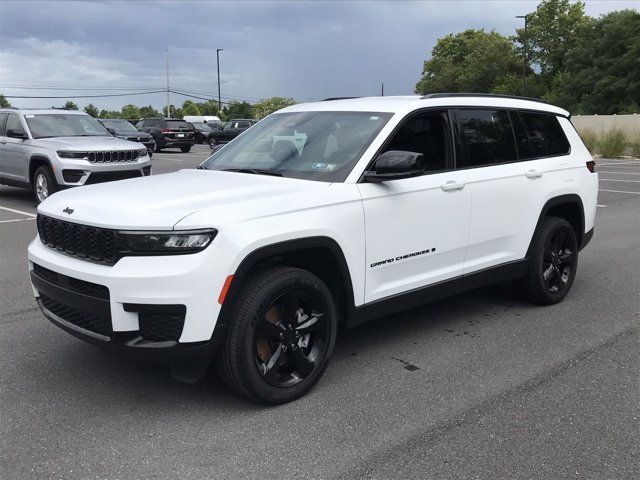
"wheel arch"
527,194,585,256
29,155,54,186
213,236,356,348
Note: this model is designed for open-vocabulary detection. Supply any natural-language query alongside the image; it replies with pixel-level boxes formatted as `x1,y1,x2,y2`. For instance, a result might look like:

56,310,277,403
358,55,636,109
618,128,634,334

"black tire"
518,216,579,305
32,165,57,205
217,266,338,404
180,146,191,153
155,144,162,153
208,138,216,149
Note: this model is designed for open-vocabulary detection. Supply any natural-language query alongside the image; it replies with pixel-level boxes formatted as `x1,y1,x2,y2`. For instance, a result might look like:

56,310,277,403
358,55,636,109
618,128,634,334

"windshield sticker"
312,163,336,171
370,116,380,120
25,114,34,118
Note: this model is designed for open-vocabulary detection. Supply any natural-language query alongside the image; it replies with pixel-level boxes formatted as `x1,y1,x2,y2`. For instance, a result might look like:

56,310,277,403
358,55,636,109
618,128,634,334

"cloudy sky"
0,0,637,111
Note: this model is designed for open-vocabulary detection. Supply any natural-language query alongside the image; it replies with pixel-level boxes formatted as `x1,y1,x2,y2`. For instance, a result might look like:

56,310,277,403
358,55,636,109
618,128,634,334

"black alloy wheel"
254,288,329,388
542,227,576,294
217,266,337,404
519,216,579,305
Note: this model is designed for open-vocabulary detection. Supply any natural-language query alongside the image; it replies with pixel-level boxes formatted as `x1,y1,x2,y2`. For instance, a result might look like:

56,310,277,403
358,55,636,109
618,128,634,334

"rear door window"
518,111,570,158
456,109,517,168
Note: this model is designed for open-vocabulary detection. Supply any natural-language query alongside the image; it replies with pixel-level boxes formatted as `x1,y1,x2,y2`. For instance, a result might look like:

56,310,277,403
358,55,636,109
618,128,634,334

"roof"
280,95,570,117
0,108,88,115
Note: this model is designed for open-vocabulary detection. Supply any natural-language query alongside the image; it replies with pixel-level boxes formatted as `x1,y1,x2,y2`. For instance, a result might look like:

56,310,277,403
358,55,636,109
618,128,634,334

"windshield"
101,119,138,133
25,114,111,139
201,111,392,182
166,120,191,129
192,122,210,130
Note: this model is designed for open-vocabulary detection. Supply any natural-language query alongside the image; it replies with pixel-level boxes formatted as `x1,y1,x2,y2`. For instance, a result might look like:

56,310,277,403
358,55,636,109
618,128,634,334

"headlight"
57,150,88,159
138,148,148,157
118,229,217,253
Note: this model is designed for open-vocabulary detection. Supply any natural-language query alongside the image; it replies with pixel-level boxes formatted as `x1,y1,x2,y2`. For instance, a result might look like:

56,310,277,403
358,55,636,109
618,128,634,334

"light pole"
516,15,528,96
216,49,223,114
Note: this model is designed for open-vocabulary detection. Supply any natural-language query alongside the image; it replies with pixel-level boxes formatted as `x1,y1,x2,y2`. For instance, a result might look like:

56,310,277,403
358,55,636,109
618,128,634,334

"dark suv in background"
136,118,195,153
207,119,257,148
98,119,156,157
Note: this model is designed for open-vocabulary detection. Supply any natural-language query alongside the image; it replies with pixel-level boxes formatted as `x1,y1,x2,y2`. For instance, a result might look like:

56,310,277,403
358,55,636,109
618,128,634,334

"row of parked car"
0,106,258,203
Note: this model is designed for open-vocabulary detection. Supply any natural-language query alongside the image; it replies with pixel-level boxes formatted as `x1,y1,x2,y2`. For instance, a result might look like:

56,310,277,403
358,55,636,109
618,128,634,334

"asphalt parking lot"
0,149,638,479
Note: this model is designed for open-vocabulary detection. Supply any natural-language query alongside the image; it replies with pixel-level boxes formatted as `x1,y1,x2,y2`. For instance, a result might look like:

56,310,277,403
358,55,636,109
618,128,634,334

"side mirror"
363,150,424,183
6,128,28,140
106,127,116,135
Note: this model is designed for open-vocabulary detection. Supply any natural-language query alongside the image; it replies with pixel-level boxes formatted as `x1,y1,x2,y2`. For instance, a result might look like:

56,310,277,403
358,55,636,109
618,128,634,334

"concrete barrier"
572,114,640,138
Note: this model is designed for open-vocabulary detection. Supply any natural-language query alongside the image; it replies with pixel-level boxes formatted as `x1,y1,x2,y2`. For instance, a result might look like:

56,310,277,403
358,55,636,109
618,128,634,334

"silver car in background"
0,108,151,203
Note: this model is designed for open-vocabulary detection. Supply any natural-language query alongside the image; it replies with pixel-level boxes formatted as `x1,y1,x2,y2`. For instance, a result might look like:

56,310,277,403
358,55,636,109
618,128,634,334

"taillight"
586,160,596,173
160,128,170,133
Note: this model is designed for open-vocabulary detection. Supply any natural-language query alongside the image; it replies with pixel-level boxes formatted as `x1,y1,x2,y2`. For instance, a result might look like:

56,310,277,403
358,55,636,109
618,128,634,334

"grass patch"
597,129,628,158
577,129,599,154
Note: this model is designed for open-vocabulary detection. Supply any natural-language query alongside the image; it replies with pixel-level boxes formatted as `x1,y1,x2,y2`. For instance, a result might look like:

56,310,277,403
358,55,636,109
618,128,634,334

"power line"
0,84,164,91
3,90,166,99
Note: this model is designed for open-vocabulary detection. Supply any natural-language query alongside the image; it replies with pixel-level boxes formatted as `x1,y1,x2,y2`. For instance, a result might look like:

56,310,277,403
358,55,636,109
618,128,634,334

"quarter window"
457,109,517,168
519,112,570,158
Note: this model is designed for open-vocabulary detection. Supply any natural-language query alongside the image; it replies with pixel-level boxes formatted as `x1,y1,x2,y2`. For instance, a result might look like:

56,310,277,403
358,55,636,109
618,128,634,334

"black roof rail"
421,93,551,105
322,97,361,101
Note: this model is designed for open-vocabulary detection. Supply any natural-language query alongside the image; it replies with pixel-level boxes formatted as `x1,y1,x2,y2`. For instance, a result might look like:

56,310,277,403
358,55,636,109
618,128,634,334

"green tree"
83,103,99,117
546,9,640,114
64,100,79,110
253,97,296,119
99,109,121,119
222,101,253,120
182,101,201,116
138,105,160,118
415,29,524,95
198,100,220,117
121,104,141,120
0,94,11,108
515,0,588,83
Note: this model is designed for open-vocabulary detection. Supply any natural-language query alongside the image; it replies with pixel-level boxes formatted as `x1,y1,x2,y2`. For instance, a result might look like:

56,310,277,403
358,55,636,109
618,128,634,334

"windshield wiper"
221,168,283,177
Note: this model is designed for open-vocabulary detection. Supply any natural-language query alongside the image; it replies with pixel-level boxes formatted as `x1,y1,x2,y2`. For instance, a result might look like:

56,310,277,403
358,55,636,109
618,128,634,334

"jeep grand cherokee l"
28,94,597,404
0,108,151,203
98,118,156,157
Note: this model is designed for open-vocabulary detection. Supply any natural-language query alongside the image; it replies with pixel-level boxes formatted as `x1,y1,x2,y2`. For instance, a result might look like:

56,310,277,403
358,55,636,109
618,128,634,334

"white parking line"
597,162,640,166
0,217,36,224
0,206,36,218
599,189,640,195
600,178,640,183
598,171,640,175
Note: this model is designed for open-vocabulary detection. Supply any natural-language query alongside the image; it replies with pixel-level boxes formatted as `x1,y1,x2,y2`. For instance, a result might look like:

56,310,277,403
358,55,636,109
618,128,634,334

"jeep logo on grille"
62,207,74,215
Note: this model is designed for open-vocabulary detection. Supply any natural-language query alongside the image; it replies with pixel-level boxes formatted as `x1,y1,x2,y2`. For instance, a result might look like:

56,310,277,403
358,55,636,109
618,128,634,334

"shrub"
577,129,599,154
632,136,640,159
597,129,627,158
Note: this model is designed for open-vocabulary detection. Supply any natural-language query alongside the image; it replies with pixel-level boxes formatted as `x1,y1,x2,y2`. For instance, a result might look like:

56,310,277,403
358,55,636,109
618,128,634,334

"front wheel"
217,266,338,404
518,216,579,305
180,146,191,153
208,138,216,149
32,165,57,205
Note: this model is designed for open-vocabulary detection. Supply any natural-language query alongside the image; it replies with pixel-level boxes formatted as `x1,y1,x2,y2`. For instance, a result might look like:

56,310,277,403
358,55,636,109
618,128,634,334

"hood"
37,169,329,230
34,136,143,151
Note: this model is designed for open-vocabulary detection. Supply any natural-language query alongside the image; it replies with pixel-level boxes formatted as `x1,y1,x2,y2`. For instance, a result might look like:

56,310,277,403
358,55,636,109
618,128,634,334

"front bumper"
28,237,234,360
55,156,152,187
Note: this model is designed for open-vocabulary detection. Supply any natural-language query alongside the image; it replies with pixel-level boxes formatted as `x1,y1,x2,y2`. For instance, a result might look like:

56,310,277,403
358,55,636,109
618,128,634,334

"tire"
208,138,216,149
32,165,57,205
180,146,191,153
217,266,338,404
155,144,162,153
518,216,579,305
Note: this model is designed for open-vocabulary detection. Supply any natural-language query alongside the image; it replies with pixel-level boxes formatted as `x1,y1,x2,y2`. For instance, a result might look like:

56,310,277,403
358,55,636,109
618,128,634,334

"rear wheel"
155,144,162,153
217,266,338,404
32,165,57,204
181,146,191,153
519,216,578,305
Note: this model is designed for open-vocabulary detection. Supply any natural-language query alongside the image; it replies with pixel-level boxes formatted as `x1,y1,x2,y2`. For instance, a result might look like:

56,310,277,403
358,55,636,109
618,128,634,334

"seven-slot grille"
37,215,118,264
87,150,140,163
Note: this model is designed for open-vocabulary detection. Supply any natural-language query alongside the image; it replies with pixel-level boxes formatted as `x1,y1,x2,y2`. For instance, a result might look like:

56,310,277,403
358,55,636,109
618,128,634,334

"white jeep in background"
28,94,598,403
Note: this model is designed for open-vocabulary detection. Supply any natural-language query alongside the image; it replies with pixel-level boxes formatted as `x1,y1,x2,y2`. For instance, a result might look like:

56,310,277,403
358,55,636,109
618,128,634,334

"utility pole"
166,49,171,118
381,82,384,97
216,49,223,114
516,15,528,96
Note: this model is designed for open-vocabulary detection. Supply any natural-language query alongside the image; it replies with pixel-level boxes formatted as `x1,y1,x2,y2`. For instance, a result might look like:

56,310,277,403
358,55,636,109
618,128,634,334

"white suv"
28,94,598,403
0,109,151,203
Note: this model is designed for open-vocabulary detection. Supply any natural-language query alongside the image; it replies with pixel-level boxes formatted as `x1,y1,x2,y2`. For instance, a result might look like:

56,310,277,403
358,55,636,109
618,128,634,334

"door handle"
525,169,544,179
441,181,465,192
